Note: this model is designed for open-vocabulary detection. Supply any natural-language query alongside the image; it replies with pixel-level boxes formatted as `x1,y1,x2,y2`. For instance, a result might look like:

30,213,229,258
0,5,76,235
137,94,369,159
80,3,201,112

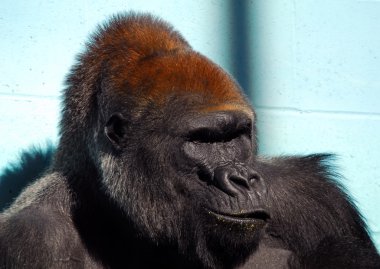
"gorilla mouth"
207,208,270,224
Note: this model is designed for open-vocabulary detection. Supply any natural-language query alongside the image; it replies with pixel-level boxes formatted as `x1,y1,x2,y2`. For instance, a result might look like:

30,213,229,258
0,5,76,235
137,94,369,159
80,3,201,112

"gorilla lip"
206,208,270,223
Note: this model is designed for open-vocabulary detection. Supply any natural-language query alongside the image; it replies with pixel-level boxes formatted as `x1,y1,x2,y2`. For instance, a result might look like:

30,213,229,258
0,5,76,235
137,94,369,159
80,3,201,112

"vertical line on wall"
229,0,252,100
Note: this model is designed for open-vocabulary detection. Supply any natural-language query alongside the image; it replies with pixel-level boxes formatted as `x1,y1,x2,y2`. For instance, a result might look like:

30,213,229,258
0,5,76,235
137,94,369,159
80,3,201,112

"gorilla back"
0,13,379,269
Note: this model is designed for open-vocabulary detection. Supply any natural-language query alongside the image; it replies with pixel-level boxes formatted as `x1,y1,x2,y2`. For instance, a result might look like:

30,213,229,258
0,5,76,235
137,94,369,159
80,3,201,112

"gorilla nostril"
197,168,213,183
200,165,266,197
212,166,257,196
230,175,250,190
212,167,240,197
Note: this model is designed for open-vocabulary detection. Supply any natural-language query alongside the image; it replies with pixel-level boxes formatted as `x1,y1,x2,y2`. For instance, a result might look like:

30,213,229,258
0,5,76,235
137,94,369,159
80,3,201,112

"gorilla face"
95,51,269,264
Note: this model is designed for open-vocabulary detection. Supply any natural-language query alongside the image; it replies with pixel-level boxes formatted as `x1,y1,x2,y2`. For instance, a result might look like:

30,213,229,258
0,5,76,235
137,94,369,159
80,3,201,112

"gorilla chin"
205,208,269,243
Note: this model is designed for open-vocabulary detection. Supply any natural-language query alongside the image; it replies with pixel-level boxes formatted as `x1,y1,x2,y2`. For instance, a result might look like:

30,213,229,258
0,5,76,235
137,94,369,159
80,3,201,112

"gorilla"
0,13,379,269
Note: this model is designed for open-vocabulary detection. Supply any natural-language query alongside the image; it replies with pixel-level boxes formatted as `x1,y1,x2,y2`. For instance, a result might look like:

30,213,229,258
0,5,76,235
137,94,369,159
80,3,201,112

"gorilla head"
54,14,268,267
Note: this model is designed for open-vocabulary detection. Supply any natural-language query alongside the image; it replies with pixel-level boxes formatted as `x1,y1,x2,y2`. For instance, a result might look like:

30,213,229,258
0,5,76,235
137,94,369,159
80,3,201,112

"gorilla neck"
71,193,256,269
69,179,201,268
51,144,200,267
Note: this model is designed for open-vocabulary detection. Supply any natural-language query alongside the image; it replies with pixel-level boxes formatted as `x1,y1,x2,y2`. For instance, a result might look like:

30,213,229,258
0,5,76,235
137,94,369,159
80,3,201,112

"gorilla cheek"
176,142,269,240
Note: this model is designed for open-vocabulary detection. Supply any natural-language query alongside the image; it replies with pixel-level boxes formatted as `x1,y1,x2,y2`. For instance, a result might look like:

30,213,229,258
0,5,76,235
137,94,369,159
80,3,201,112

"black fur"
0,145,54,211
0,13,379,269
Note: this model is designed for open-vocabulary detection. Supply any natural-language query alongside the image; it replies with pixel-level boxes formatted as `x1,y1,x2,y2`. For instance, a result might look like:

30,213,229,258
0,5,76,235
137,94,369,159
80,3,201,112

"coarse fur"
0,13,379,269
0,144,54,211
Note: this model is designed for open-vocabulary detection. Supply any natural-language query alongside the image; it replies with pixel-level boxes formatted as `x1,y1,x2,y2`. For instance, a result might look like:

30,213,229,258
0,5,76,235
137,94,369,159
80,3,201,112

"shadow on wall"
229,0,252,100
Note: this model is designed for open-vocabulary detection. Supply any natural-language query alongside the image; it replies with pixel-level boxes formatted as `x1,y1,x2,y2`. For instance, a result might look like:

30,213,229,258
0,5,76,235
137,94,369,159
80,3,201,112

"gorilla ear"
104,113,127,149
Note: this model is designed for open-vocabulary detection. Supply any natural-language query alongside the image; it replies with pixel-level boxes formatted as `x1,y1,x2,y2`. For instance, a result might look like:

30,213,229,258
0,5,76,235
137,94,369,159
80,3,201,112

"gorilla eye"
187,124,251,143
187,128,224,143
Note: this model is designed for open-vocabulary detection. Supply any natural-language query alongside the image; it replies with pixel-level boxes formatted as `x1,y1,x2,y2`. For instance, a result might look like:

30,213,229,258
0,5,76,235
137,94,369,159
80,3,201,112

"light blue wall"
1,0,379,248
249,0,380,249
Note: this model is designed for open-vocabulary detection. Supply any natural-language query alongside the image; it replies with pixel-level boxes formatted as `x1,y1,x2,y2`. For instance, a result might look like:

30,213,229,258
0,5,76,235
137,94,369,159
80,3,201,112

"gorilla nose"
212,164,266,197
